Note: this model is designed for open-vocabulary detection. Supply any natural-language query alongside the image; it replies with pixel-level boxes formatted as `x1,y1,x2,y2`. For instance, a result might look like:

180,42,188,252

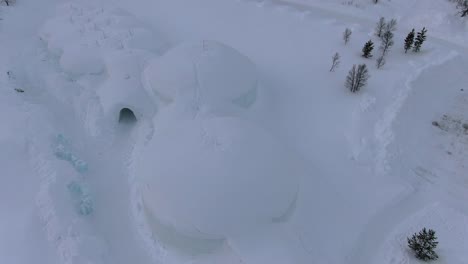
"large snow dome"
142,40,258,109
137,117,303,240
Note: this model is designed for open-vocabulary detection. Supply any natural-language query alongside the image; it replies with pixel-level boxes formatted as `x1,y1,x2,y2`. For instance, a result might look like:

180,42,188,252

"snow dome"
142,40,258,109
137,117,304,241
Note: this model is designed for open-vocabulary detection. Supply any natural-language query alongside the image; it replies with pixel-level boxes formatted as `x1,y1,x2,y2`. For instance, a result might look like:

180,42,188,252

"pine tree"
362,40,374,58
375,17,386,37
380,30,394,56
345,64,369,93
404,29,415,53
343,28,352,45
407,228,439,261
413,27,427,53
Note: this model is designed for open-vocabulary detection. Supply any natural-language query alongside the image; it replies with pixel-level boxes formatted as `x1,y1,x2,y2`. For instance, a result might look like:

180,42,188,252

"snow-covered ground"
0,0,467,263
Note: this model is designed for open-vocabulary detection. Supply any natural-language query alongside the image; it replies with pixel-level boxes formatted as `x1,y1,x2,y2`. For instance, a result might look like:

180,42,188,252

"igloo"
137,117,304,244
142,40,258,110
97,50,156,124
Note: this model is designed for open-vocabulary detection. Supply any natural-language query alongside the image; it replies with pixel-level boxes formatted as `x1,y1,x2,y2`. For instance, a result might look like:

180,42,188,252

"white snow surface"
142,40,258,108
0,0,467,264
138,117,302,238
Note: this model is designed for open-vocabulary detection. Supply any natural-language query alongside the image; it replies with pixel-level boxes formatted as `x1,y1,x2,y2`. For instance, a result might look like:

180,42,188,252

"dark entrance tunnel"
119,108,137,124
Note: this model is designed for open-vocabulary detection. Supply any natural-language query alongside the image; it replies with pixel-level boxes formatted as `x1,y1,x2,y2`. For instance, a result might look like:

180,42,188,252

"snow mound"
142,40,258,108
137,117,302,240
59,45,105,76
39,3,168,56
97,50,156,122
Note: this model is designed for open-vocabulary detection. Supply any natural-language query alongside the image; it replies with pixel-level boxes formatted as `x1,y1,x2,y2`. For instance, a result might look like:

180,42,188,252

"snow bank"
137,117,303,240
142,40,258,109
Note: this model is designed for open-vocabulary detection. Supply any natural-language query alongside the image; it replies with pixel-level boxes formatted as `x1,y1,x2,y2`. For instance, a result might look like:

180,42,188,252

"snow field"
1,0,467,263
375,203,468,264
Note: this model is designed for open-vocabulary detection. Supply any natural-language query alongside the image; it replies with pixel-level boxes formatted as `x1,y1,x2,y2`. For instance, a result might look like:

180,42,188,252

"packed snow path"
19,63,157,264
1,4,160,263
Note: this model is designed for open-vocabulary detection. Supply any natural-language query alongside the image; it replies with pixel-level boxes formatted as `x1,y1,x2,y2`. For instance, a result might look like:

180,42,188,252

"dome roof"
137,117,303,238
142,40,257,108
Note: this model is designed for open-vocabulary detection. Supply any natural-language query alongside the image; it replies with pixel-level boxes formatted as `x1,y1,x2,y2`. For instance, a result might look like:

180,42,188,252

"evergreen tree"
362,40,374,58
413,27,427,53
345,64,369,93
407,228,439,261
375,17,386,37
343,28,352,45
404,29,415,53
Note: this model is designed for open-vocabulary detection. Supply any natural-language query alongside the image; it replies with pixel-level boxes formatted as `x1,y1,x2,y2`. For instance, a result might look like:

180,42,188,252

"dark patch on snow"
119,108,137,124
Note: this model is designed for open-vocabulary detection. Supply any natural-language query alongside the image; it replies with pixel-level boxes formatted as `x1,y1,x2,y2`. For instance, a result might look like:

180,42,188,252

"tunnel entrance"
119,108,137,124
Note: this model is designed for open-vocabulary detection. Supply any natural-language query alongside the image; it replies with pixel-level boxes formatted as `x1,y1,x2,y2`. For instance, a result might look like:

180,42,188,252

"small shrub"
345,64,369,93
375,17,386,37
413,27,427,53
404,29,416,53
330,52,340,72
376,56,386,69
343,28,352,44
1,0,15,6
379,30,394,56
407,228,439,261
362,40,374,58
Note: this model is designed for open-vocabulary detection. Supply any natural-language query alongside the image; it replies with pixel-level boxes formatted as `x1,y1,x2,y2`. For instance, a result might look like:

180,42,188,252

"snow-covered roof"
137,117,303,238
142,40,258,108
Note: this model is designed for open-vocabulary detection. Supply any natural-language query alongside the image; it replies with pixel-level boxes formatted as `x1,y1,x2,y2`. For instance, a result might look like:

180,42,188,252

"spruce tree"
407,228,439,261
362,40,374,58
413,27,427,53
404,29,415,53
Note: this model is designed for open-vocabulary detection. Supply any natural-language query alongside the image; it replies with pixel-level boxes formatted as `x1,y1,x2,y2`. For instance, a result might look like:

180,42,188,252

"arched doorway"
119,108,137,124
